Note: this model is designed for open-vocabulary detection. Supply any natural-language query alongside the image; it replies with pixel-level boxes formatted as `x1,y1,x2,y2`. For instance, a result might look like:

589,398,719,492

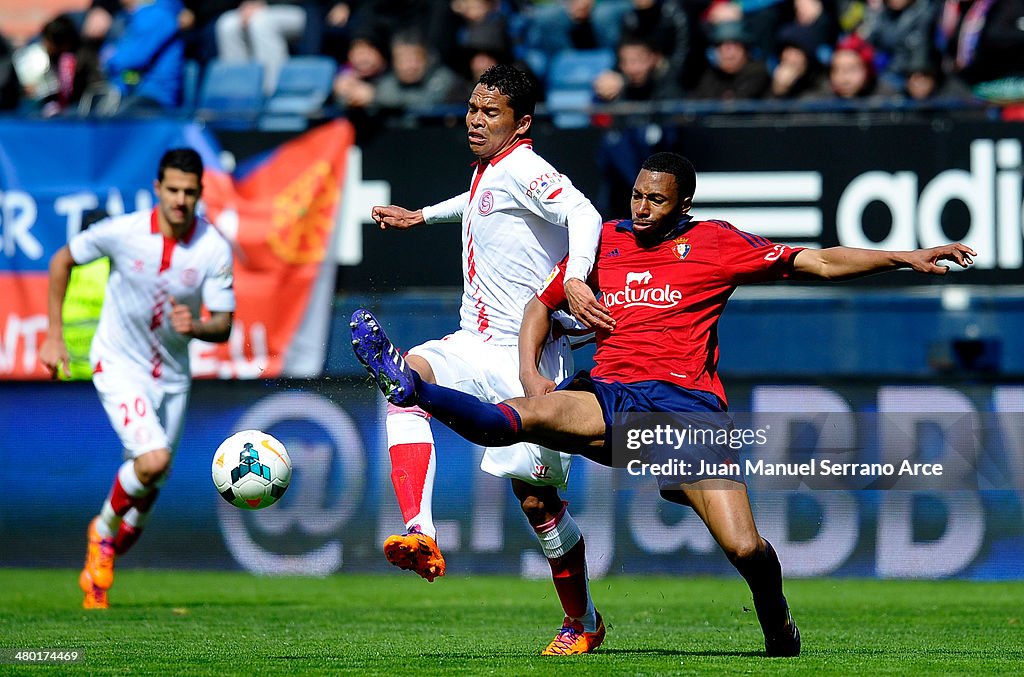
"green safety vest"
61,258,110,381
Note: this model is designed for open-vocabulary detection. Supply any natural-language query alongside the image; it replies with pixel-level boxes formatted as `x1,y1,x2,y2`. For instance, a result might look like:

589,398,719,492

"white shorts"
93,369,189,460
408,330,573,487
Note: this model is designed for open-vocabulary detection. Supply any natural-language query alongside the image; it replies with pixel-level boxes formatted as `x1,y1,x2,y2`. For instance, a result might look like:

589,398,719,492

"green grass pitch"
0,570,1021,675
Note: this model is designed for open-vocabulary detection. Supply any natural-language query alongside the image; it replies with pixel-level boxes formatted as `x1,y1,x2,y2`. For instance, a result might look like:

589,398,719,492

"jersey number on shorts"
119,398,147,427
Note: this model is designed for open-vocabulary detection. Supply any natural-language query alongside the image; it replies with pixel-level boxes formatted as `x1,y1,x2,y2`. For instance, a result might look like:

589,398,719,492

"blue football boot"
350,309,417,406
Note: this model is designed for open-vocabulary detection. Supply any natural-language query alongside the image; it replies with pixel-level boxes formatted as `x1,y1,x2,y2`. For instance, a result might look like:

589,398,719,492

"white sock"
118,460,149,496
95,460,149,538
122,506,154,530
96,504,120,538
386,408,437,540
535,508,598,632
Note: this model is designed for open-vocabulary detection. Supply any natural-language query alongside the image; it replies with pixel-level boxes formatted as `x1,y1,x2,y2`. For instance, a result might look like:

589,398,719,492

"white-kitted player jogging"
362,64,613,656
40,148,235,610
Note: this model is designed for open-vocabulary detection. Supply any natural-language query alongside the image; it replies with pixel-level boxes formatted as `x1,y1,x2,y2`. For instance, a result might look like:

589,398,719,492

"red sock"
548,538,589,620
108,476,135,516
112,489,159,555
108,462,154,516
113,523,142,555
389,443,433,525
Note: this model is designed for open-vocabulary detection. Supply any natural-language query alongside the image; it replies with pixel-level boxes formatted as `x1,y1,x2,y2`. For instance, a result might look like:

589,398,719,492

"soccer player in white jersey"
40,148,235,610
364,64,615,655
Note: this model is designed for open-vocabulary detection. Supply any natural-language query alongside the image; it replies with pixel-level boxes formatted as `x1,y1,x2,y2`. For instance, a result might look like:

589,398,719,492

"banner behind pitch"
1,379,1020,579
338,119,1024,288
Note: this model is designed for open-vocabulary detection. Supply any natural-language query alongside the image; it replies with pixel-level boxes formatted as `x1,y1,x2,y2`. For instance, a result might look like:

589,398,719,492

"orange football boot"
83,517,116,590
382,528,446,582
78,569,109,609
541,613,606,656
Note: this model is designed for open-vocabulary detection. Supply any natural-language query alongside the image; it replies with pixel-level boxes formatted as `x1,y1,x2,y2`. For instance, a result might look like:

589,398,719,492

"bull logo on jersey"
478,190,494,215
606,270,683,309
625,270,653,287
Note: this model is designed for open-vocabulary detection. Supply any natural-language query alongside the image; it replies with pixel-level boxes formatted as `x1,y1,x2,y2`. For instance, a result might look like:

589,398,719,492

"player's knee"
519,494,544,516
724,536,763,563
512,480,560,522
135,449,171,486
506,397,546,431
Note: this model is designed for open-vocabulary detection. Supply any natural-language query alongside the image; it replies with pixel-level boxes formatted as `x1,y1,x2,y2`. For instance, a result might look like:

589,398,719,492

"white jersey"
422,139,601,345
68,208,235,393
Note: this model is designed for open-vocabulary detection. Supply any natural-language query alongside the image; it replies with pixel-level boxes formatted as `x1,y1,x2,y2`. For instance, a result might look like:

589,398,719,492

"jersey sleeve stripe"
711,220,767,248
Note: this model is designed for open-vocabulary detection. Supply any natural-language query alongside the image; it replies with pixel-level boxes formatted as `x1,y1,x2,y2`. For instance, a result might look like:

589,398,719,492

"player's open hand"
169,296,196,336
906,243,976,275
39,335,70,379
565,278,615,332
371,205,425,231
521,370,557,397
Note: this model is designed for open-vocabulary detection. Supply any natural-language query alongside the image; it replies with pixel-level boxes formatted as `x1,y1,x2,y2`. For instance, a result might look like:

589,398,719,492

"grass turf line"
0,570,1021,675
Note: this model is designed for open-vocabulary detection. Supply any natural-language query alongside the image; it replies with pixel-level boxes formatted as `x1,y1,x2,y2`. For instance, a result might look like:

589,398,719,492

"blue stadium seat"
543,49,611,129
258,56,337,131
196,59,264,129
546,88,595,129
545,48,615,93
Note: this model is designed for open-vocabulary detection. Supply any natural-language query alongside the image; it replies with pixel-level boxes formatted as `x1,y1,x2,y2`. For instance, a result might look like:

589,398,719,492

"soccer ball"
212,430,292,510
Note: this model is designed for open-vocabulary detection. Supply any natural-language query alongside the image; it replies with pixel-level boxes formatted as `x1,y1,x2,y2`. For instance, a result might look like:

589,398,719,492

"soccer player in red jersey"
351,152,975,656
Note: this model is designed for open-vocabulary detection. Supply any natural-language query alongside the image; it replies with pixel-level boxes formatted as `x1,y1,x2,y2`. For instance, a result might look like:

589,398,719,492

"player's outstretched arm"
519,297,557,397
792,243,976,280
39,246,76,379
371,205,425,231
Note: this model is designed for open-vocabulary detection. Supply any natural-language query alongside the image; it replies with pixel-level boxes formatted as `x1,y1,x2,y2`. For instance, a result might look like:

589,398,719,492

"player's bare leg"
81,448,168,608
507,392,607,454
676,482,800,657
513,480,605,655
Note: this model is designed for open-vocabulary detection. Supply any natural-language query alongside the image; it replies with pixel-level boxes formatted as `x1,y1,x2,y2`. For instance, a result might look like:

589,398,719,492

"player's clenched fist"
371,205,425,230
39,335,70,379
169,296,195,336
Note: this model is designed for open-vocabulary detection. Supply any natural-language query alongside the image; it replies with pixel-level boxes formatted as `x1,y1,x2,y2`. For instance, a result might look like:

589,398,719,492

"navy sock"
415,374,524,446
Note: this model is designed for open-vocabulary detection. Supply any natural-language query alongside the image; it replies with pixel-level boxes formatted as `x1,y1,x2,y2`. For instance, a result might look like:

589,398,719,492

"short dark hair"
42,14,79,53
641,152,696,200
477,64,536,119
158,148,204,182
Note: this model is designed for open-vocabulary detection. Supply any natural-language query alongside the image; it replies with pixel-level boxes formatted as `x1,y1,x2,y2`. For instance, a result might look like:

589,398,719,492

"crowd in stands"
0,0,1022,123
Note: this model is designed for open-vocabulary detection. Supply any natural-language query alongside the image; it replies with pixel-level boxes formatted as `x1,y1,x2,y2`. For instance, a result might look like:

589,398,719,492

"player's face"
465,84,531,162
631,169,688,236
154,168,202,237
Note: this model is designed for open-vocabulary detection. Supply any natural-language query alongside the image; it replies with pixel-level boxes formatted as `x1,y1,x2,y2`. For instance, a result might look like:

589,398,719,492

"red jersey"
537,217,804,406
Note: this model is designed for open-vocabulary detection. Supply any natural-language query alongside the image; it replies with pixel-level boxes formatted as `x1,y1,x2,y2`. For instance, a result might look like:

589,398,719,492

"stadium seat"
196,59,264,129
546,88,595,129
545,48,614,93
543,49,613,128
258,56,337,131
